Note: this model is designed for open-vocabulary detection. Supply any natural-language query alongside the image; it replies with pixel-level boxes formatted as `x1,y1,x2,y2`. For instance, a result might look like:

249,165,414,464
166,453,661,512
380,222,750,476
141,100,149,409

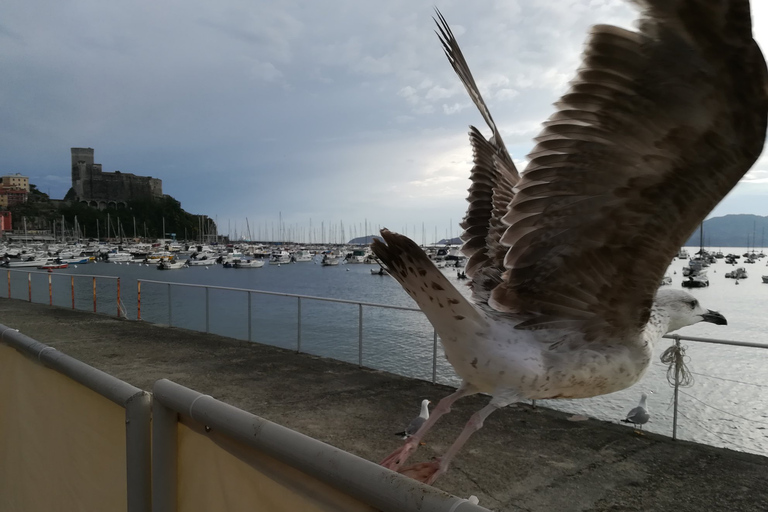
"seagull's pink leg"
398,393,520,484
424,402,500,484
380,384,476,471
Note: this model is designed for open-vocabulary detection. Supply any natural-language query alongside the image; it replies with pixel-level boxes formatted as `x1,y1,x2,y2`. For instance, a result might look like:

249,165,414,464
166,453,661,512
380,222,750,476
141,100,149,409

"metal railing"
137,279,443,382
5,269,123,317
4,273,768,452
661,333,768,441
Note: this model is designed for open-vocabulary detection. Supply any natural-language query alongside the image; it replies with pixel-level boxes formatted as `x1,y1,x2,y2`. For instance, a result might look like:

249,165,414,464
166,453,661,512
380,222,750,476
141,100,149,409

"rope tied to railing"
660,337,694,388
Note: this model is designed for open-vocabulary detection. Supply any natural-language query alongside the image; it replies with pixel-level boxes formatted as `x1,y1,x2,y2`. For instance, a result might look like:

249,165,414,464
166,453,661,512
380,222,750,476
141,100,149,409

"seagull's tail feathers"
394,431,408,439
371,229,484,328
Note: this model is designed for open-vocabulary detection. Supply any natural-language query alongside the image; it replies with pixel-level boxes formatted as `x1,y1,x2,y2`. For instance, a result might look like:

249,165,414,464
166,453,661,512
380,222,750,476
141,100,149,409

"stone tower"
70,147,162,209
71,147,96,199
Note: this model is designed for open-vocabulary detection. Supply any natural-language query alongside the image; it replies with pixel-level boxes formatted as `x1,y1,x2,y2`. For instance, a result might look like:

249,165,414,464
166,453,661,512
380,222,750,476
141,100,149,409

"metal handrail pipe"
663,333,768,349
0,324,144,405
0,324,151,512
138,279,422,312
5,269,119,280
152,378,488,512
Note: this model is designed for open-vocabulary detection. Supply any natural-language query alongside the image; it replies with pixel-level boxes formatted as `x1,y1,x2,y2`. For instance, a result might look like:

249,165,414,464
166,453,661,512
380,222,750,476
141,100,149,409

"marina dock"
1,298,767,511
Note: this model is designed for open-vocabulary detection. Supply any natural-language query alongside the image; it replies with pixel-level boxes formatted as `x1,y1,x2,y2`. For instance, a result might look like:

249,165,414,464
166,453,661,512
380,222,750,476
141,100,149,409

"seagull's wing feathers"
488,3,768,337
434,9,520,301
460,127,519,302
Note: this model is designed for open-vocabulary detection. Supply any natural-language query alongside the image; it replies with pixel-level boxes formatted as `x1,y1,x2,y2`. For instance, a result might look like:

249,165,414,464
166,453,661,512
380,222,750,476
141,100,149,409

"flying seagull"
395,399,431,439
373,1,767,485
622,393,650,431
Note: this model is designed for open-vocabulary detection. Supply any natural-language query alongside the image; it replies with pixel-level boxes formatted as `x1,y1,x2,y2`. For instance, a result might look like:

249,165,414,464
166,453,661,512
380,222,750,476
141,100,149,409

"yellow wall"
0,345,128,511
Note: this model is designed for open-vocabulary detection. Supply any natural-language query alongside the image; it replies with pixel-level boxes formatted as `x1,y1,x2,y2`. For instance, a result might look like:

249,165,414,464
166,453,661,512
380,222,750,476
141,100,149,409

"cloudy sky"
3,0,768,242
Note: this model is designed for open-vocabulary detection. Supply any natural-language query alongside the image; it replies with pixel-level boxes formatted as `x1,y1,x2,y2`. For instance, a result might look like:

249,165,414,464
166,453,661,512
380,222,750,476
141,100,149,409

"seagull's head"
654,288,727,332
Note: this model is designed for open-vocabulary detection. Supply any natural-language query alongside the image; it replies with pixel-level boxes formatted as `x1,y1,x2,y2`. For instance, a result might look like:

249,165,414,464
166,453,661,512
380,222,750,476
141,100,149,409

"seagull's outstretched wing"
435,10,520,301
487,1,768,337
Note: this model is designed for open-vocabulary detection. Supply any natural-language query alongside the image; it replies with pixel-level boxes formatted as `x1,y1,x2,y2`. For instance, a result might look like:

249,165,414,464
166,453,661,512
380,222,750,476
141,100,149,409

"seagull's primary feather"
373,1,767,485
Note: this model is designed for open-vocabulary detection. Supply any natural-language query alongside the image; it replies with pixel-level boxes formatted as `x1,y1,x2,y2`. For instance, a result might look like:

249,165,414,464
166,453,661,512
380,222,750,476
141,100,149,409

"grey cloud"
2,0,766,240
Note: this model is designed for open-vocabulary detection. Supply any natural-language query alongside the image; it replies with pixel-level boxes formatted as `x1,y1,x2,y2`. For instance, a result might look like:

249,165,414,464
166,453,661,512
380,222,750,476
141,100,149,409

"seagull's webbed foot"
380,438,420,471
398,458,443,485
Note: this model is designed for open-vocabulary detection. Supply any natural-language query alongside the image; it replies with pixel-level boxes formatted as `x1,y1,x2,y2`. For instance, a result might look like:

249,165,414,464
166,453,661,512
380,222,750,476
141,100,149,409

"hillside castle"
70,148,163,209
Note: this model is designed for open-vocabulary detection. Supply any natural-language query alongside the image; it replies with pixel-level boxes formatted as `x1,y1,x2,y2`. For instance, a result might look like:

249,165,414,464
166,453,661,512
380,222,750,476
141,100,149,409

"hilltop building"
0,173,30,207
70,148,163,210
1,174,29,191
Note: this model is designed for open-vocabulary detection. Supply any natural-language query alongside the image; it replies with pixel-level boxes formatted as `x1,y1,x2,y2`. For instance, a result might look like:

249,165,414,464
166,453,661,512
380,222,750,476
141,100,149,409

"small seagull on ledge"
373,1,766,485
395,399,431,440
623,393,651,433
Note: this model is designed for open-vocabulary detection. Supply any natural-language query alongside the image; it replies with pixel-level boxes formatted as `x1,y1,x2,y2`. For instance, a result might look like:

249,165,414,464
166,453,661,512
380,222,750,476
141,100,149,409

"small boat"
157,260,188,270
270,250,291,265
346,249,371,264
60,257,91,265
38,262,69,270
187,258,218,266
292,250,314,262
321,254,341,266
2,258,49,268
682,272,709,288
762,276,768,284
106,251,134,262
725,267,748,279
234,259,265,268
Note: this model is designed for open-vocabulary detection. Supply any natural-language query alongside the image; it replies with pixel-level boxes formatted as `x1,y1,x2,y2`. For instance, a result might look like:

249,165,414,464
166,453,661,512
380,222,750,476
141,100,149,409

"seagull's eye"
688,300,698,309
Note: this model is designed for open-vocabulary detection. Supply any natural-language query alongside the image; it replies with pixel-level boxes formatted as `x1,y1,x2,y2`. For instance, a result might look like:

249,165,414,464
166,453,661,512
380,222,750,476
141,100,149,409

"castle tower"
71,147,94,200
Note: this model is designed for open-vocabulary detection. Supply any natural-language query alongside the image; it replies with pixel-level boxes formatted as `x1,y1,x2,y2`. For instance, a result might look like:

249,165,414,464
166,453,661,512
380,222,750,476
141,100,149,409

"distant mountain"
684,214,768,248
349,216,767,248
347,235,462,246
347,235,383,245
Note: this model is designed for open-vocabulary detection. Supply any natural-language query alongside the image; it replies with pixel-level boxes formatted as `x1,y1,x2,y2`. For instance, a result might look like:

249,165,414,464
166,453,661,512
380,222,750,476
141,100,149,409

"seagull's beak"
701,310,727,325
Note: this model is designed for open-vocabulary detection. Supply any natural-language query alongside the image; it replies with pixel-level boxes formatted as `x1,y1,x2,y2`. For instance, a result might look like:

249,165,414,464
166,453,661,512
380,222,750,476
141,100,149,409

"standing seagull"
373,1,767,485
622,393,651,432
395,399,431,439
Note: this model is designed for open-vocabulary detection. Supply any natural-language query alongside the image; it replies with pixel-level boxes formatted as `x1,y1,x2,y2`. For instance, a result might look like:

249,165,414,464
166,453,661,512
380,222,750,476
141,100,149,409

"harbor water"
4,247,768,457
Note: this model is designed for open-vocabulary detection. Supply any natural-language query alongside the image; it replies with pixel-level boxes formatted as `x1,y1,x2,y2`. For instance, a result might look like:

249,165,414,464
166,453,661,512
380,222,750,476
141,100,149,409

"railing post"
358,303,363,367
28,272,31,302
168,283,172,326
92,276,96,312
117,277,121,318
297,297,302,353
125,392,152,512
672,335,681,441
71,275,75,309
205,287,209,333
432,329,438,384
247,291,252,342
7,269,11,298
48,272,52,306
151,392,177,512
137,280,142,320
